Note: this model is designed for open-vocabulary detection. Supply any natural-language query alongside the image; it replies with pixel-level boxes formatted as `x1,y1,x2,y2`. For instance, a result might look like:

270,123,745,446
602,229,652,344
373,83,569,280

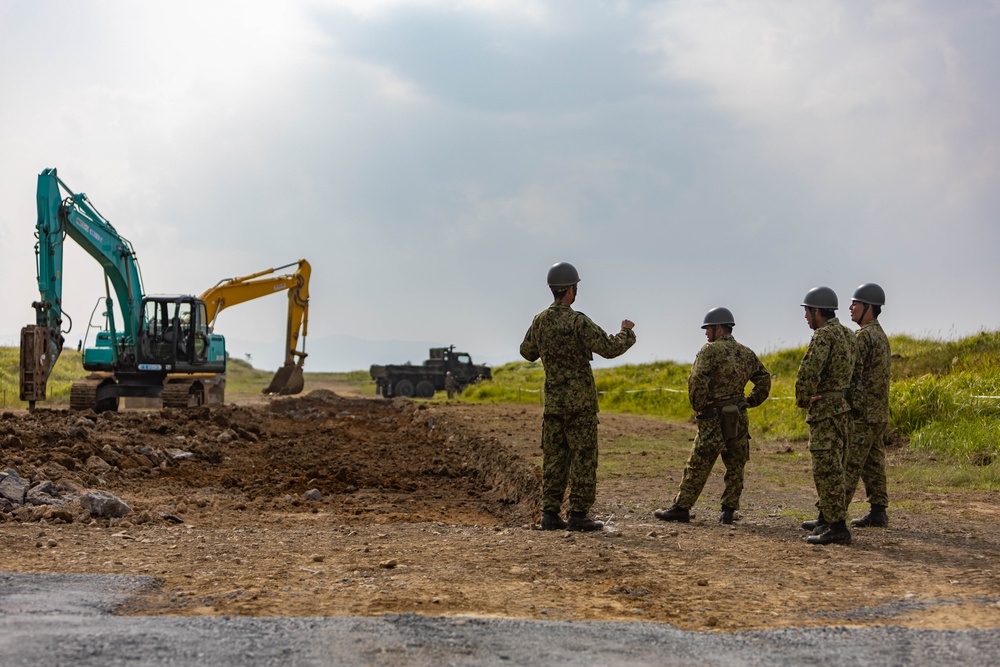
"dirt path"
0,390,998,631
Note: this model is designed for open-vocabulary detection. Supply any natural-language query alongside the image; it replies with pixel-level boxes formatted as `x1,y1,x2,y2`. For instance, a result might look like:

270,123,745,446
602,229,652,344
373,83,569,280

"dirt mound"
0,391,540,528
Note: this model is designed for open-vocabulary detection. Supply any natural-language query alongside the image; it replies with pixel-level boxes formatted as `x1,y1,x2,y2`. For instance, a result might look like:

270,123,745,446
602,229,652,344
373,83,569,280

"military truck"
370,345,492,398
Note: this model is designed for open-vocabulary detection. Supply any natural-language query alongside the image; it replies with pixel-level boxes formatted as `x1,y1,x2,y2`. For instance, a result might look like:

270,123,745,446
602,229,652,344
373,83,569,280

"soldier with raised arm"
520,262,636,532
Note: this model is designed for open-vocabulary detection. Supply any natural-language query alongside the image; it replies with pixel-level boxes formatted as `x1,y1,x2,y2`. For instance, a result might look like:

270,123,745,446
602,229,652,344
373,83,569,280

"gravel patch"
0,573,996,667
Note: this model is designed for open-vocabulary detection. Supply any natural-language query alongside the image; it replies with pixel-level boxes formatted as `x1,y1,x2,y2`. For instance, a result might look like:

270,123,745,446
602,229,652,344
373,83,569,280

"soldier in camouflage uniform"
796,286,859,546
655,307,770,525
845,283,891,528
520,262,636,532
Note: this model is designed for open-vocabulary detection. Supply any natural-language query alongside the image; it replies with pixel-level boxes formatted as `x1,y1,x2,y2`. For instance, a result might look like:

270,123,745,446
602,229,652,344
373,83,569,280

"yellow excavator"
200,259,311,395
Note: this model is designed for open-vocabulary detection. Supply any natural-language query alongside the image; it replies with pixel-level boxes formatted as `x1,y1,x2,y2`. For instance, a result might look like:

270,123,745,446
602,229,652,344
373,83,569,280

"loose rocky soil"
0,387,998,632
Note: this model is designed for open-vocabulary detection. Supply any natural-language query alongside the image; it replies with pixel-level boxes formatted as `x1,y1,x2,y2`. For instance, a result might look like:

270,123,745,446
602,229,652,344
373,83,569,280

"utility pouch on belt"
719,404,741,440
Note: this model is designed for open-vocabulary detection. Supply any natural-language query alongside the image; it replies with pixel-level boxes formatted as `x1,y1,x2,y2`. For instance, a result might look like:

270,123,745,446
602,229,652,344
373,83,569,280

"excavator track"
162,381,201,409
70,375,119,413
69,378,99,411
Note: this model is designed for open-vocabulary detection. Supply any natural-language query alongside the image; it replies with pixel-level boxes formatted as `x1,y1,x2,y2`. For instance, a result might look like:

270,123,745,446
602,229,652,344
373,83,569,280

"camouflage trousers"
808,413,851,523
674,412,750,511
844,421,889,508
541,412,599,514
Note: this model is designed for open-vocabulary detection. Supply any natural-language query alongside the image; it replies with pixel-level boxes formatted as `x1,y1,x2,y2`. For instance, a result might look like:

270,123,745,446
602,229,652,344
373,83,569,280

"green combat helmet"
852,283,885,306
547,262,580,287
702,307,735,328
801,286,838,310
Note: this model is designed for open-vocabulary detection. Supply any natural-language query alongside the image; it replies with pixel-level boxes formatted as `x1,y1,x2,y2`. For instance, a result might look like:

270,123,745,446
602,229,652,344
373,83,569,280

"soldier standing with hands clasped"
520,262,636,532
844,283,892,528
655,307,770,525
796,286,859,545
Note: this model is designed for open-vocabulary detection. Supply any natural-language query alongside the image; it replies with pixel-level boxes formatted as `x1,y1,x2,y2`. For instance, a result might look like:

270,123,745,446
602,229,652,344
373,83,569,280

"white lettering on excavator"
273,283,287,291
76,220,104,244
138,364,162,371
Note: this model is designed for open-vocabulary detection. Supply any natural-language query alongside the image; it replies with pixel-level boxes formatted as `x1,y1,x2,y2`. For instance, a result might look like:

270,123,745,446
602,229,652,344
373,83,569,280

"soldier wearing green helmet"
844,283,891,529
520,262,636,532
655,307,770,525
796,286,860,545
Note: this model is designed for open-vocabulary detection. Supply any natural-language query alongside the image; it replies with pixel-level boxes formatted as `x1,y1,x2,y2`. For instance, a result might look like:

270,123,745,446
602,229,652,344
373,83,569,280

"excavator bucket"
263,362,305,395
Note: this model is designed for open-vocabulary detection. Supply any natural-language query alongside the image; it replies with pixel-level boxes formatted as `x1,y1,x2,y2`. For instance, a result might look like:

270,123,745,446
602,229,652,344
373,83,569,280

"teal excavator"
19,168,228,412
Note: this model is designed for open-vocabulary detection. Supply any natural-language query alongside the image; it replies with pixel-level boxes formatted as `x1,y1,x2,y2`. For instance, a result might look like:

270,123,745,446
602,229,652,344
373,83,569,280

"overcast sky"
1,0,998,372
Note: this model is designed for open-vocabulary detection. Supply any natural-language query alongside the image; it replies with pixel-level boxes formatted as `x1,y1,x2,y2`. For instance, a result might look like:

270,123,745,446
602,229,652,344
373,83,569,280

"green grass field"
462,331,1000,479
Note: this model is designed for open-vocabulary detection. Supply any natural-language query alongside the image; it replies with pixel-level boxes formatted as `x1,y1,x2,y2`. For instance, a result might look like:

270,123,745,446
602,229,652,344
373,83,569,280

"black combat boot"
567,511,604,532
811,521,833,535
850,505,888,528
801,513,826,532
806,521,851,545
540,511,567,531
720,506,736,525
654,505,690,523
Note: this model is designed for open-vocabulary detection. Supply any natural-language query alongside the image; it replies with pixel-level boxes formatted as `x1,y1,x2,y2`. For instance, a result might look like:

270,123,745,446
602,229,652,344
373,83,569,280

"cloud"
642,1,1000,239
0,1,998,372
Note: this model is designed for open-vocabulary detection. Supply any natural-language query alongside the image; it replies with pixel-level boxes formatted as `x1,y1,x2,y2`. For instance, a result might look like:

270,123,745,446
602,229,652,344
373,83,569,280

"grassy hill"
463,331,1000,469
3,331,999,471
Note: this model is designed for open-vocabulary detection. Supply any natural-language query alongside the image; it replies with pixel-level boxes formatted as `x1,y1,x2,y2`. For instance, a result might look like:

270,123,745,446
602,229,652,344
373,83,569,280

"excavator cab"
138,296,220,370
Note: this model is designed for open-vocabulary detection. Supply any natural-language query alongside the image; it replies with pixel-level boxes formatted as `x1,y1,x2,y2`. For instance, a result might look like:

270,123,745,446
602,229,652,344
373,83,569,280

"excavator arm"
199,259,310,395
21,168,145,406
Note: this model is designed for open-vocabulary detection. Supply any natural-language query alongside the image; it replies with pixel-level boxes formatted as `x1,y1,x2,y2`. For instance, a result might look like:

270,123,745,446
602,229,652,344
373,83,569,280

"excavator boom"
199,259,310,395
22,168,145,406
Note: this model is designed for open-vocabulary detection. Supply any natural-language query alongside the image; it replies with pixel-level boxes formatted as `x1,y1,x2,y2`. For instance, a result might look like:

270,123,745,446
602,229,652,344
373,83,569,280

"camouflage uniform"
844,320,891,508
673,334,770,511
445,373,458,400
795,317,859,524
520,303,636,514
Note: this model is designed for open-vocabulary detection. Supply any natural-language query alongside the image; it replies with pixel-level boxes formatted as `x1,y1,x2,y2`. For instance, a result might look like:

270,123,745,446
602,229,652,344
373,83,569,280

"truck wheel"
394,379,415,397
415,380,435,398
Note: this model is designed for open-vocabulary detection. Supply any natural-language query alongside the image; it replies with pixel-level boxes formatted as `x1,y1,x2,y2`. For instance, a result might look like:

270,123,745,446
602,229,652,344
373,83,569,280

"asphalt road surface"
0,573,996,667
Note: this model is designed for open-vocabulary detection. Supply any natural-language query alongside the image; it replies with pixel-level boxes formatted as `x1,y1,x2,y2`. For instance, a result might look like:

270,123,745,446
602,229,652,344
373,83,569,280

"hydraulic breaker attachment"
19,325,62,410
